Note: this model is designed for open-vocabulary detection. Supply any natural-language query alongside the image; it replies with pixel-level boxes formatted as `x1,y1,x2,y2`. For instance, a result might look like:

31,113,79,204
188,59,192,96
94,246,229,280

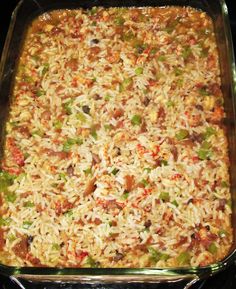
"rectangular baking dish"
0,0,236,285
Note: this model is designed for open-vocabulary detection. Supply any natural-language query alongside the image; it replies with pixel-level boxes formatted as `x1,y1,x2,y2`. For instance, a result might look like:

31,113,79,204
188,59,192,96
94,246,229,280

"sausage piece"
124,175,135,192
0,229,5,250
12,236,28,259
84,178,97,196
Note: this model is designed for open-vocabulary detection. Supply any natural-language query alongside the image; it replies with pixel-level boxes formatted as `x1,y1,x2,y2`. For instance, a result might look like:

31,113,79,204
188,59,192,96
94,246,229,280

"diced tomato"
174,236,188,249
76,251,88,260
163,210,173,222
7,137,25,166
55,199,74,215
189,37,196,45
148,80,156,86
132,188,152,208
212,106,224,122
26,253,44,266
151,145,160,157
195,82,204,89
72,78,78,87
192,156,199,163
143,188,152,197
171,173,182,180
137,144,147,156
1,163,21,175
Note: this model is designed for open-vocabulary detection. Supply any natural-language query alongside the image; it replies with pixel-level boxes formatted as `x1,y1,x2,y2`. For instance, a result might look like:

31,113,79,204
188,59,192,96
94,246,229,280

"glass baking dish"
0,0,235,286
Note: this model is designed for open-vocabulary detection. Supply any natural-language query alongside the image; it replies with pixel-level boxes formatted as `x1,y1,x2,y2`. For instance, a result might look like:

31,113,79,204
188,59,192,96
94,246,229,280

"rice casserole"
0,6,233,268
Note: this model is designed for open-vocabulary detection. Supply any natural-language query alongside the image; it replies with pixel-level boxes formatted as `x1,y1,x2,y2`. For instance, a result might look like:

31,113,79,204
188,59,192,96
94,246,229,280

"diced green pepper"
122,191,129,200
221,181,229,188
59,173,67,180
160,253,170,261
76,112,87,123
0,217,11,226
53,120,63,130
159,192,170,202
134,43,147,54
23,201,35,208
36,89,45,97
199,87,209,96
164,26,174,34
144,168,152,173
157,55,166,62
166,100,175,107
203,127,216,139
208,242,217,254
111,168,119,175
104,124,112,131
22,221,33,229
160,160,168,166
148,246,160,263
24,152,30,159
182,46,192,60
119,78,132,92
76,138,83,145
9,121,19,127
8,234,16,242
197,140,212,160
52,243,60,250
42,63,49,75
218,229,228,238
141,179,149,187
175,129,189,141
197,149,211,160
63,99,74,115
174,67,183,76
90,7,98,15
6,192,17,203
62,138,83,152
201,141,211,150
91,128,98,140
122,31,135,41
62,139,75,152
84,168,92,175
172,200,179,207
150,48,158,55
64,210,73,217
131,114,142,125
176,78,183,87
23,75,33,83
32,130,44,137
227,199,232,207
31,55,40,62
86,255,100,268
16,173,27,181
177,251,191,265
148,246,169,263
200,47,209,58
104,94,111,101
135,67,144,75
197,146,212,160
115,16,125,25
0,171,15,193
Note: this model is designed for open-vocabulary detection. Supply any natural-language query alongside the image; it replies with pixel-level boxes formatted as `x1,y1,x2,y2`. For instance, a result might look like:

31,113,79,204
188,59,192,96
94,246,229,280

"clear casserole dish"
0,0,235,286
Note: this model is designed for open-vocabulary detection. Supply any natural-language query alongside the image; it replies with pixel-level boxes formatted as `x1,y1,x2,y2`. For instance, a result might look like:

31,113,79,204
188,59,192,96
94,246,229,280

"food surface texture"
0,6,232,268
